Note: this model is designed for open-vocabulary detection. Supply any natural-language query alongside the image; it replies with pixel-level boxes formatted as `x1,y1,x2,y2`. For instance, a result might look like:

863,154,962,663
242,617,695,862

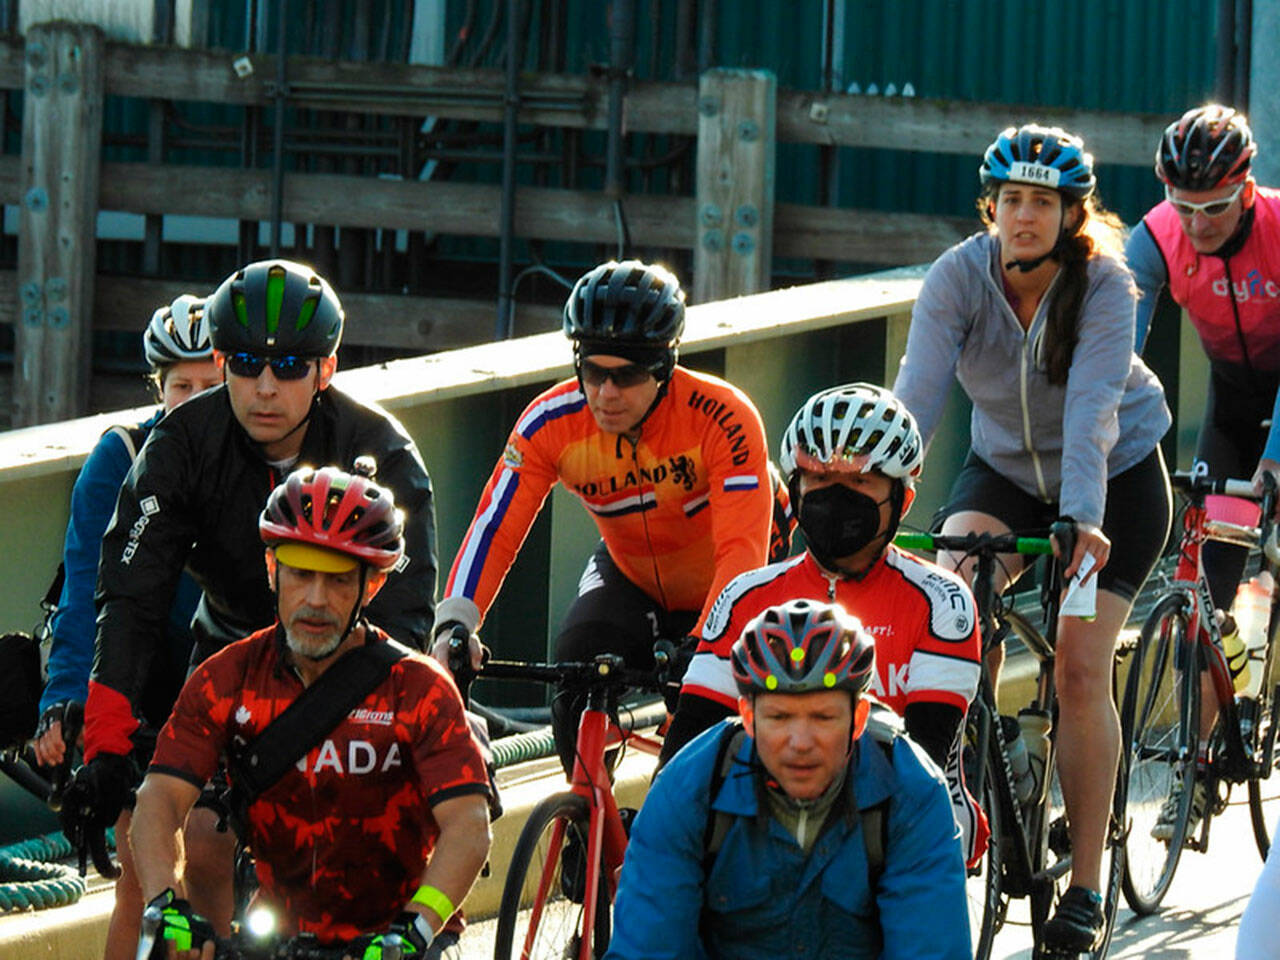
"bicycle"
1120,469,1280,916
895,524,1129,960
467,651,666,960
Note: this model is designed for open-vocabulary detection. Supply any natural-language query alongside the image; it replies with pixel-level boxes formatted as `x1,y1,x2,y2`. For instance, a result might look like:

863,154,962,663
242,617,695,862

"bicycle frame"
1159,473,1280,837
560,683,663,957
479,654,665,960
896,523,1125,956
967,535,1067,905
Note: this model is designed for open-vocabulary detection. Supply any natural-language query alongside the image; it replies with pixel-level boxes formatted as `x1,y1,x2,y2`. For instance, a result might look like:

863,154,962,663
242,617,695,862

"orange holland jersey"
444,366,772,630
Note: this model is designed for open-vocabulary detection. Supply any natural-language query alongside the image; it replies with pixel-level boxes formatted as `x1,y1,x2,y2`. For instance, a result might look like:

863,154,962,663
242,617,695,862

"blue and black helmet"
207,260,344,358
563,260,686,348
979,125,1097,200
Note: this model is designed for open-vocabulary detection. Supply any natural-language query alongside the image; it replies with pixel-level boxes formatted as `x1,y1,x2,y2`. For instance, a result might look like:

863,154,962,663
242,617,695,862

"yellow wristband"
411,885,455,926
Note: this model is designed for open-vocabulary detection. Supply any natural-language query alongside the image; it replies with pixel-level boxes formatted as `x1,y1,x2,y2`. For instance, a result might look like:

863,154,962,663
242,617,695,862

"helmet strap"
1004,203,1069,274
272,558,372,663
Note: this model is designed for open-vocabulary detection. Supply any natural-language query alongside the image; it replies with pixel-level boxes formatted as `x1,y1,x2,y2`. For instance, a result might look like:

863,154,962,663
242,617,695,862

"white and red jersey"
683,547,982,713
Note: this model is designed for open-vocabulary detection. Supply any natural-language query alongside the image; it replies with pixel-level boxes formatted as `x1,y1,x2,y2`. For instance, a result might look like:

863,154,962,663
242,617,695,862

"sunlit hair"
977,184,1132,386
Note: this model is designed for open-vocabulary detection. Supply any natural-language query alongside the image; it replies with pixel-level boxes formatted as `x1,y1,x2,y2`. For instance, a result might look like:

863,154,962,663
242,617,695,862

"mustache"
290,606,341,628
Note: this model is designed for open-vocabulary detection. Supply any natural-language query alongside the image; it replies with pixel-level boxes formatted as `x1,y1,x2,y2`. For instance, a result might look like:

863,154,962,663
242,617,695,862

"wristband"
411,884,455,926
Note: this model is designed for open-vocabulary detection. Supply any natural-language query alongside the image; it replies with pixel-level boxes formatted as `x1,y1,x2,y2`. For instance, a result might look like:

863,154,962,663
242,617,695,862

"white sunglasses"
1165,183,1244,218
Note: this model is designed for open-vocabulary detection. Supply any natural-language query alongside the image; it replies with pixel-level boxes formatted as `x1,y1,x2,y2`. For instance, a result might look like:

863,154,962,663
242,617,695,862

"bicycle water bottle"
1000,715,1035,805
1017,708,1052,806
1229,573,1272,694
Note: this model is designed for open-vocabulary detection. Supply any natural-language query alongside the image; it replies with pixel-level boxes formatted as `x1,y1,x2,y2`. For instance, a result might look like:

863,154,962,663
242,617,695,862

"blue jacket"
41,411,200,717
606,718,971,960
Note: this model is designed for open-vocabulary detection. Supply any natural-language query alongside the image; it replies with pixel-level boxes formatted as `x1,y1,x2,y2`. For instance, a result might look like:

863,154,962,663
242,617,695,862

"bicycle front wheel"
1248,649,1280,858
1120,593,1199,914
494,791,611,960
967,740,1005,960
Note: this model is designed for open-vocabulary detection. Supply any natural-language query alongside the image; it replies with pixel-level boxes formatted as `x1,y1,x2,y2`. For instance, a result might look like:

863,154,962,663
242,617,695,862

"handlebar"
458,642,666,693
894,530,1056,557
1170,469,1263,500
138,903,372,960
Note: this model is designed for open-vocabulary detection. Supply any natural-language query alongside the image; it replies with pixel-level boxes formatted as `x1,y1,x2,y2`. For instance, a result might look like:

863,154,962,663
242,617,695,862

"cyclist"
65,259,437,941
431,259,773,769
30,294,219,960
35,294,219,768
132,466,491,960
893,123,1173,951
607,598,970,960
670,383,987,864
1127,104,1275,839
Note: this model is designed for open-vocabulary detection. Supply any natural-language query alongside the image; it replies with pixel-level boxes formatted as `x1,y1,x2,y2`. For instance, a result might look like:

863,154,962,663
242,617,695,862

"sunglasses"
578,358,659,389
225,352,314,381
1165,183,1244,218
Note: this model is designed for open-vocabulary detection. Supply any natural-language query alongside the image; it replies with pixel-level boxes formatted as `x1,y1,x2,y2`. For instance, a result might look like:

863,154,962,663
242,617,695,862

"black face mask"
798,484,890,570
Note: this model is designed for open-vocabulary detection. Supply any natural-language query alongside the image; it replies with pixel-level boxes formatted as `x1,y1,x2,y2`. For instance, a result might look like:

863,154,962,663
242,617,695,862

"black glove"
655,635,699,713
139,887,215,959
59,752,139,877
358,910,434,958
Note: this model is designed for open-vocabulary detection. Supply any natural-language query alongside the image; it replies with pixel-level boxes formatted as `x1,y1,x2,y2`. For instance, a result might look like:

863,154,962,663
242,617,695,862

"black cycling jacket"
87,384,436,758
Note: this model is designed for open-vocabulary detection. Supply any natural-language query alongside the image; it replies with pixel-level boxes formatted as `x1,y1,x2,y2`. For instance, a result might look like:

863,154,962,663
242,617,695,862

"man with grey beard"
132,465,491,960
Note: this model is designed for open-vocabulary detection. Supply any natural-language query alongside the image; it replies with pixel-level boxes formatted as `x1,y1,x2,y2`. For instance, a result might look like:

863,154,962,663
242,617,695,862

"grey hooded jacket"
892,231,1171,527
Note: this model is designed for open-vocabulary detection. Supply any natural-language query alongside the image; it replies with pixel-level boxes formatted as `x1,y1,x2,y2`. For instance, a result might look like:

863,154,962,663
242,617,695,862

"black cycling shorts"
938,446,1171,603
550,542,697,773
1193,360,1279,609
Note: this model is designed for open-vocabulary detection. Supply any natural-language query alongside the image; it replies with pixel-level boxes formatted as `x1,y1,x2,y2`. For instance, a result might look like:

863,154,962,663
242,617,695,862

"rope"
0,829,115,913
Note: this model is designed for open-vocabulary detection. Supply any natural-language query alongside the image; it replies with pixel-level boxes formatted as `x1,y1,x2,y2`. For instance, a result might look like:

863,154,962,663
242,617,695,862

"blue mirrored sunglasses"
225,352,313,381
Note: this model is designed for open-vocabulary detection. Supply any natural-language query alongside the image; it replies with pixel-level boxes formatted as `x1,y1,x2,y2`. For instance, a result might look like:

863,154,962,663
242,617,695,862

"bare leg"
103,809,143,960
1054,589,1129,892
181,805,238,935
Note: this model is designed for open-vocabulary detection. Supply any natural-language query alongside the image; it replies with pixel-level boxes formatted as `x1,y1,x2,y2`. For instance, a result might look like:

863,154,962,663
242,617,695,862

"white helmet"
143,294,213,368
779,383,923,484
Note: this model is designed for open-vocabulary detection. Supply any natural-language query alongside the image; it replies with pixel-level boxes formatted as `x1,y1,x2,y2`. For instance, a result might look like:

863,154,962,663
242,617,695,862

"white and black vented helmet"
779,382,923,485
143,294,213,369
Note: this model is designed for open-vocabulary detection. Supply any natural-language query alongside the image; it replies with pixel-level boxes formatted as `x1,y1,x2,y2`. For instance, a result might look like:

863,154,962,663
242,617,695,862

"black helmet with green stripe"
207,259,344,358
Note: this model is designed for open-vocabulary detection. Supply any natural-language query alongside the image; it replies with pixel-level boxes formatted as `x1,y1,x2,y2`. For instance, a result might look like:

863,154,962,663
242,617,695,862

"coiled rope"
0,830,114,913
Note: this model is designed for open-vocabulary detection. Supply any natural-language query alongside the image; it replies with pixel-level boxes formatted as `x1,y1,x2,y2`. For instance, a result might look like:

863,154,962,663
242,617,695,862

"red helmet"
731,599,875,698
260,463,405,572
1156,104,1256,191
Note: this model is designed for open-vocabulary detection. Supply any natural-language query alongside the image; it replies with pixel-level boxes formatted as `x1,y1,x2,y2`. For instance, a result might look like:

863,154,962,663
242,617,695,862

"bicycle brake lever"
135,905,162,960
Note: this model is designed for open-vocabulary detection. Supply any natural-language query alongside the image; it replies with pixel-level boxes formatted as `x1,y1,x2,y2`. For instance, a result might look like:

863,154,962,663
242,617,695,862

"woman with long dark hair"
893,124,1173,953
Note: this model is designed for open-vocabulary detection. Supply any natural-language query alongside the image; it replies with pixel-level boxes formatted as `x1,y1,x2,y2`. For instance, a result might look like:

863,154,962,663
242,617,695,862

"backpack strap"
224,639,407,836
38,424,148,633
858,700,904,886
702,722,749,872
105,424,148,462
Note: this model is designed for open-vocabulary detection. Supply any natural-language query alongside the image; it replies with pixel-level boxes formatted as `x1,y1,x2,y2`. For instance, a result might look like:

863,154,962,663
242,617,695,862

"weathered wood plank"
694,69,775,303
14,23,105,425
775,90,1169,167
0,271,558,351
0,37,1168,166
773,204,977,264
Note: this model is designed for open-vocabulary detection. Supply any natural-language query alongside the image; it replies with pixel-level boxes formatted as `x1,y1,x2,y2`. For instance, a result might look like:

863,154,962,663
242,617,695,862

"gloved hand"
654,634,699,713
33,699,84,772
58,751,139,877
140,887,215,959
359,910,434,959
432,620,484,675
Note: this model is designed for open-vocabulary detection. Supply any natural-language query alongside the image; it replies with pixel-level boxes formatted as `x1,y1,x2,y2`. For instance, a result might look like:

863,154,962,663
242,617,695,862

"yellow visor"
274,542,359,573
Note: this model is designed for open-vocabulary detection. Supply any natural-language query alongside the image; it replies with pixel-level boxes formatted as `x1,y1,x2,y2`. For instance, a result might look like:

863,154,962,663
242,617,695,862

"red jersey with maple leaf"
149,626,490,943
